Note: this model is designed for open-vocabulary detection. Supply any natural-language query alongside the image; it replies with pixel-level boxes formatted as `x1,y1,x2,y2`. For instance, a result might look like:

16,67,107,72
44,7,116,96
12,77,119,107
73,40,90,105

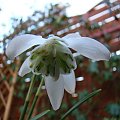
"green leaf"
78,89,89,100
60,89,102,120
88,61,99,73
103,71,112,80
30,110,50,120
106,103,120,117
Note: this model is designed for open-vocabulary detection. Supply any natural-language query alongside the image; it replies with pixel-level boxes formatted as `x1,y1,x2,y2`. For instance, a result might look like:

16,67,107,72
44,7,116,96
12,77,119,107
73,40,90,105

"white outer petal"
18,56,31,77
6,34,47,59
73,57,77,70
63,36,110,61
73,53,80,57
62,70,76,94
45,76,64,110
62,32,81,40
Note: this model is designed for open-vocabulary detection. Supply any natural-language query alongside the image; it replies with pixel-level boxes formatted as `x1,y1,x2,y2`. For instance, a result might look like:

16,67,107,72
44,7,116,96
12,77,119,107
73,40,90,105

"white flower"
6,32,110,110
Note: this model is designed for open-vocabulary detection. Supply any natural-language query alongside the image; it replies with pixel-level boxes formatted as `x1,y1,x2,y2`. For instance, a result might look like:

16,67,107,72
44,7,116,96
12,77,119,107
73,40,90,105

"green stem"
27,76,44,120
19,75,36,120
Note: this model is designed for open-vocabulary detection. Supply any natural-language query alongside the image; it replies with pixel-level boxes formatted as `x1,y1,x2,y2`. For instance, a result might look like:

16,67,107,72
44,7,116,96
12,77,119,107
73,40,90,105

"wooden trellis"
2,0,120,51
0,55,20,120
0,0,120,119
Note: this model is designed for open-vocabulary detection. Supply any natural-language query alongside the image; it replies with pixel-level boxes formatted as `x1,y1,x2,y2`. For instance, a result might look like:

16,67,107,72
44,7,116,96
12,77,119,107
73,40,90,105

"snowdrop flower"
6,32,110,110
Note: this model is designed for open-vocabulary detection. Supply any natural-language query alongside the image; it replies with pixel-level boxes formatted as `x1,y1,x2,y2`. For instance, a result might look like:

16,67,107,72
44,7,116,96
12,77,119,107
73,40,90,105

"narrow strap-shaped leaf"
27,76,44,120
30,110,50,120
19,75,36,120
60,89,102,120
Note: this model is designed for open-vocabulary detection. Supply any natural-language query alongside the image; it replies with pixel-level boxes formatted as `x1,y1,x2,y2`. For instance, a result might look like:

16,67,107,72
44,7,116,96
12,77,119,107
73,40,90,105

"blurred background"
0,0,120,120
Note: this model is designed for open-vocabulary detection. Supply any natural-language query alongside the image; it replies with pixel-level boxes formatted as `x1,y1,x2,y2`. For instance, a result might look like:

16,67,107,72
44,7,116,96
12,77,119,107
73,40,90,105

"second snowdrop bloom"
6,32,110,110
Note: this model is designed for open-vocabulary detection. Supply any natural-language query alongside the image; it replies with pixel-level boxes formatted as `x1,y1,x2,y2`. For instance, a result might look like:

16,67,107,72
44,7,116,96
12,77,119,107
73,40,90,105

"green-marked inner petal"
29,38,76,80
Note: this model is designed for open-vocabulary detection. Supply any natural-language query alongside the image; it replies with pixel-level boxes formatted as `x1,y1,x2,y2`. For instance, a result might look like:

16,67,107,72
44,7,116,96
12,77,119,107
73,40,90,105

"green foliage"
47,110,56,119
106,103,120,117
60,89,101,120
72,109,87,120
90,22,100,30
110,54,120,71
88,61,99,74
17,92,25,99
30,110,50,120
103,71,112,80
19,105,24,114
75,55,84,67
103,117,120,120
61,102,68,110
78,89,89,100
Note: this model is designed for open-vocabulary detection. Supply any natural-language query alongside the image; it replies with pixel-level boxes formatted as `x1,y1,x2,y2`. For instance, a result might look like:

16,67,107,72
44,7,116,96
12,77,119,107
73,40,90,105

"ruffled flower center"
29,37,76,80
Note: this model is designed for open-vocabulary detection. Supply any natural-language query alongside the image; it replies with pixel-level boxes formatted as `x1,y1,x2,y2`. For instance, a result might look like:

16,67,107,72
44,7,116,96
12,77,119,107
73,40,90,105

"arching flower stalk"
6,32,110,110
